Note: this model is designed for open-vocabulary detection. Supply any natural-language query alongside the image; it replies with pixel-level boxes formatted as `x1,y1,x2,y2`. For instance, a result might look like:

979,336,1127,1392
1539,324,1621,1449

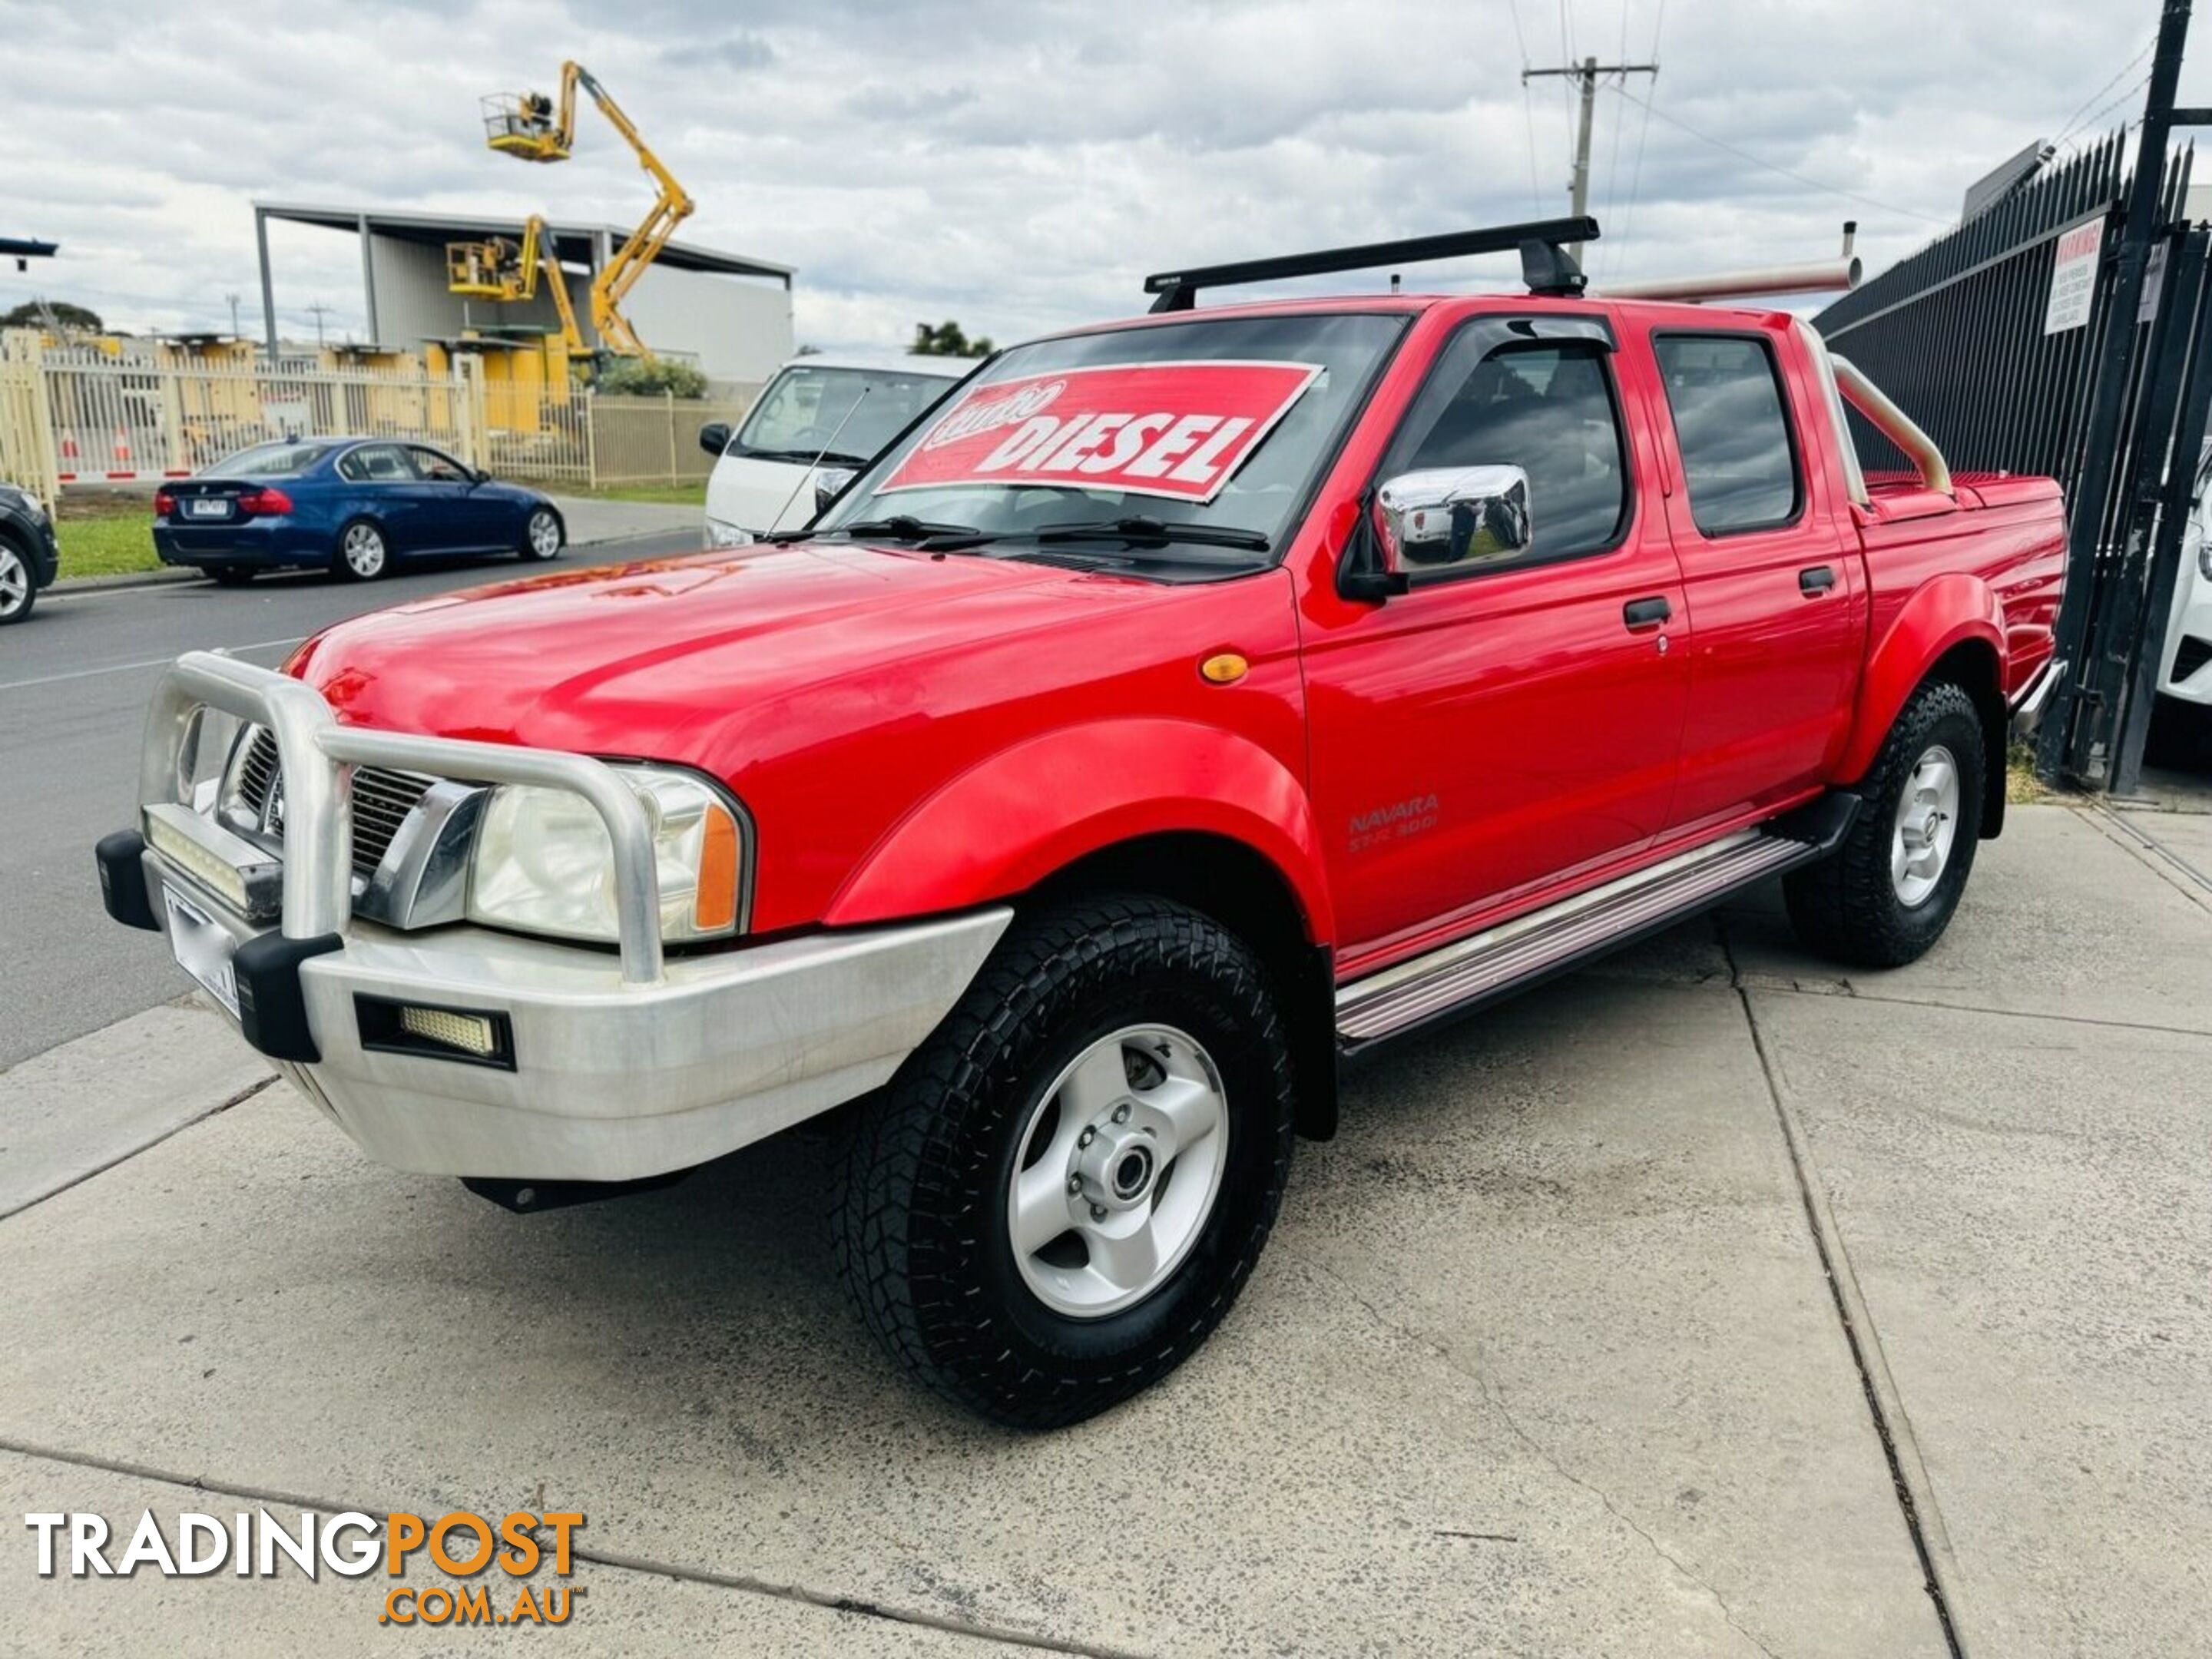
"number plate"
186,496,231,518
164,887,240,1016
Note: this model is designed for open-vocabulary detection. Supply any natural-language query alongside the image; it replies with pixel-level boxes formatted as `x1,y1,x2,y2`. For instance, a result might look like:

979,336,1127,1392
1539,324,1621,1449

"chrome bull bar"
140,651,667,985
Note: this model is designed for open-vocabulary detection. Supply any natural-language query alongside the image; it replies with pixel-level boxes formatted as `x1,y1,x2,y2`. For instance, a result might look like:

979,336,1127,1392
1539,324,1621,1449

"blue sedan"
153,437,565,584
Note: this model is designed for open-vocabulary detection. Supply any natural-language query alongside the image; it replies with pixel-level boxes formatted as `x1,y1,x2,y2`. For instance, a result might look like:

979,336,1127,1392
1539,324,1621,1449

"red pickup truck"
100,224,2065,1428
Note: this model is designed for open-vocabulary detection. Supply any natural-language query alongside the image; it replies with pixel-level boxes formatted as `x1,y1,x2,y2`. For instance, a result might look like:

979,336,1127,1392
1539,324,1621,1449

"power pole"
306,300,331,351
226,293,241,338
1523,55,1658,263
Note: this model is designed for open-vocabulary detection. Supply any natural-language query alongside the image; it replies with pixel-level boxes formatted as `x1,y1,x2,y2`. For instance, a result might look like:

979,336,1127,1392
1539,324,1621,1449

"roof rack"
1141,216,1600,313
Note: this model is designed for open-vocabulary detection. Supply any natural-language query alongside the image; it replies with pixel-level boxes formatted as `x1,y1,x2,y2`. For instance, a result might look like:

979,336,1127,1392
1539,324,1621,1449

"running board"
1336,796,1858,1051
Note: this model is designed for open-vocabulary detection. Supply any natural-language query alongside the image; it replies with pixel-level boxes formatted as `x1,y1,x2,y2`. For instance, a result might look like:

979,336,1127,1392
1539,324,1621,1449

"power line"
1608,0,1665,279
1594,1,1634,276
1607,81,1951,226
1507,1,1545,211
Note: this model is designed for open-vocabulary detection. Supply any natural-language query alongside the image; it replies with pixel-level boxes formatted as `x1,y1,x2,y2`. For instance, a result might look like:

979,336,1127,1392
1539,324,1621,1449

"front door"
1301,316,1690,969
406,445,498,551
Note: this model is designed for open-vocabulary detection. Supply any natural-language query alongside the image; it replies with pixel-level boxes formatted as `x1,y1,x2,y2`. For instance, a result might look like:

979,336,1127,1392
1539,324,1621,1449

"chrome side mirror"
1373,465,1532,575
813,465,858,517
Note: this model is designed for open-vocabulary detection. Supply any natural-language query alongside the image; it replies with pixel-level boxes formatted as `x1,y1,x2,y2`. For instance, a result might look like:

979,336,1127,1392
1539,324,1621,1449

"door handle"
1799,565,1838,595
1623,595,1672,628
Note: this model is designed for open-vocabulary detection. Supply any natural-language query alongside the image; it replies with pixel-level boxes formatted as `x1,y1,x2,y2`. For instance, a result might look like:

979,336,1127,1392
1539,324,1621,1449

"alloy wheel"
1891,742,1961,907
0,545,27,619
1007,1023,1230,1319
343,523,386,578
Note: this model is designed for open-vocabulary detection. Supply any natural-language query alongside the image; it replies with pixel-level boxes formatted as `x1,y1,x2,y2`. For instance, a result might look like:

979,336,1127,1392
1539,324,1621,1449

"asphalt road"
0,531,700,1071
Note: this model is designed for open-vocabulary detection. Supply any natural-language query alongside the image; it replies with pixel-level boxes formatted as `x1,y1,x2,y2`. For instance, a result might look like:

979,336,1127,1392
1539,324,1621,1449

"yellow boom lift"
444,214,590,359
449,61,696,359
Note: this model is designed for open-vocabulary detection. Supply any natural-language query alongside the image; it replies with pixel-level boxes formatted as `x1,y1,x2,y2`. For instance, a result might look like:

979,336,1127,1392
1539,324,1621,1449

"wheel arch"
1028,830,1339,1142
1837,575,2008,838
822,719,1340,1138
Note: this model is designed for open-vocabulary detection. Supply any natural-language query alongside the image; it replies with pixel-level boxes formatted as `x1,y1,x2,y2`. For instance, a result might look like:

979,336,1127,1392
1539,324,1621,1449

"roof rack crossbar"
1142,216,1599,312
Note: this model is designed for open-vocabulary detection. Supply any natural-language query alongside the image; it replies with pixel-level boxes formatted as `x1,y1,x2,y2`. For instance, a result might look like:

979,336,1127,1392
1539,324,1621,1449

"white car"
702,353,981,545
2160,442,2212,707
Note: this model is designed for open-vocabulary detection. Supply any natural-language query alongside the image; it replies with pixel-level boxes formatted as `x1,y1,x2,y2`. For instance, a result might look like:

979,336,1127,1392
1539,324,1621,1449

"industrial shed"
251,202,796,385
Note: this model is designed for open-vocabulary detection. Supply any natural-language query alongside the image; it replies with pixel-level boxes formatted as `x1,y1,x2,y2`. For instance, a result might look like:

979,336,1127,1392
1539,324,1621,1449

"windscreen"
814,313,1406,563
733,366,964,466
203,441,335,479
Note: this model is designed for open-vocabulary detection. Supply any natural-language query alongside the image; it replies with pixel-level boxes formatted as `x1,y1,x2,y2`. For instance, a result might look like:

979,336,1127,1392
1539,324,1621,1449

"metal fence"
483,390,757,488
0,331,757,499
1814,132,2212,792
27,342,484,487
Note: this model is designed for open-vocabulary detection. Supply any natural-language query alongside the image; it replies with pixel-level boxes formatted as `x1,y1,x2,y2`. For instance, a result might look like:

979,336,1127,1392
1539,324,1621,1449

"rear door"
1637,321,1865,831
1300,313,1690,962
339,443,428,550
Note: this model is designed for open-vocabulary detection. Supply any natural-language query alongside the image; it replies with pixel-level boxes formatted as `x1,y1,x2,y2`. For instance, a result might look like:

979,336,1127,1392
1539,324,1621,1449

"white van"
702,352,981,545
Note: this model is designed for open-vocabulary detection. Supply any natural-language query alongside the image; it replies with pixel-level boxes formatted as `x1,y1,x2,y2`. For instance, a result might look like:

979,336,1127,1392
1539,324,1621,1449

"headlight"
467,767,746,945
704,518,754,549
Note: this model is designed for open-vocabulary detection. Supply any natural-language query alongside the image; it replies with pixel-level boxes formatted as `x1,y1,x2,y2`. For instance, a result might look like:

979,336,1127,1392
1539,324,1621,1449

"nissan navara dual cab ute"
100,224,2065,1429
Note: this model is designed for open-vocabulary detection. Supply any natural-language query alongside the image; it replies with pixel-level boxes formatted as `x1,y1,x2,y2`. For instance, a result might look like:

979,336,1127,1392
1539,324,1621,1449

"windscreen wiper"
833,515,984,543
1030,516,1271,551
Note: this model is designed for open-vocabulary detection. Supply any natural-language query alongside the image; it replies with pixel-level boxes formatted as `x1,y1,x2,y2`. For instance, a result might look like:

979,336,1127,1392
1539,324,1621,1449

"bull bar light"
466,765,745,946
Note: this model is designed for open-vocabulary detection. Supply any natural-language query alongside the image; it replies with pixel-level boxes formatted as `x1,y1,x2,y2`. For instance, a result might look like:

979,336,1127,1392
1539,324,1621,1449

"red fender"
823,718,1336,944
1835,573,2007,783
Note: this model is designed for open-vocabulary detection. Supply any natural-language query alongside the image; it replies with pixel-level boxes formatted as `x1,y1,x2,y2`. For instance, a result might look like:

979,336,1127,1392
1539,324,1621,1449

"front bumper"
101,652,1009,1181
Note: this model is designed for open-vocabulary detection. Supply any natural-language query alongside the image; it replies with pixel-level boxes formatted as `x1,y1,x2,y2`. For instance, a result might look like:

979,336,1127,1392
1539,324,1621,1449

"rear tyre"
332,518,389,581
0,538,35,624
833,895,1296,1429
1785,680,1985,969
519,507,565,562
207,565,256,588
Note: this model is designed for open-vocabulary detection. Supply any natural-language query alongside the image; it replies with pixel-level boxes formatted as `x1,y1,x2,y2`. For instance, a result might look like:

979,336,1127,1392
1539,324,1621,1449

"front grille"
233,727,438,879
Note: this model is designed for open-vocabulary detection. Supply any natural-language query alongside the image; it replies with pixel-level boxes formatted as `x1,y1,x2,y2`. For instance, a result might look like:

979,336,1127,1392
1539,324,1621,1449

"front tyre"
834,896,1296,1428
1785,680,1985,968
332,518,389,581
520,507,564,561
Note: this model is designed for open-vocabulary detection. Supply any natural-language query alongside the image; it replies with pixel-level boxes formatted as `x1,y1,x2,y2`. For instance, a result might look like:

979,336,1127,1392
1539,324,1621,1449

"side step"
1336,796,1857,1051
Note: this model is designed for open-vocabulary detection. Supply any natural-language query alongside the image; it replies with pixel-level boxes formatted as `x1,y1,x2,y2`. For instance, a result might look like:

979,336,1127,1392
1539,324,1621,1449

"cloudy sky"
2,0,2204,353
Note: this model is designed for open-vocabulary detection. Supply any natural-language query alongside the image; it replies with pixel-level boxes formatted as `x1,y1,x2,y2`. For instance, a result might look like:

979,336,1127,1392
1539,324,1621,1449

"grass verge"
55,500,166,580
2006,743,2048,805
553,480,707,507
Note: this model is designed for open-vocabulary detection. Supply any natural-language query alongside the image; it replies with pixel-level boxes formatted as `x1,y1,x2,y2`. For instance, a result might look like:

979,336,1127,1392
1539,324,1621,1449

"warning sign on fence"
2045,220,2102,334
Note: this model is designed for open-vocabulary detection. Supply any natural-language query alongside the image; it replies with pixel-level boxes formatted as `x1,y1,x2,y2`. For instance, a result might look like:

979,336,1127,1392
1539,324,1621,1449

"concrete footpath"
0,803,2205,1655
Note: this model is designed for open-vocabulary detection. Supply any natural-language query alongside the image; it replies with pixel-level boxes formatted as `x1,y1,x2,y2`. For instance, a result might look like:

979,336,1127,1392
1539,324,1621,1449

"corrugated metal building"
252,202,795,384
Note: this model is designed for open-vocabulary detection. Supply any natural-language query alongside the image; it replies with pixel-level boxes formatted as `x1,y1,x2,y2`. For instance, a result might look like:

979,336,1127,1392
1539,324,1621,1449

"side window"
1653,335,1801,535
1386,339,1629,565
343,445,410,482
409,446,468,483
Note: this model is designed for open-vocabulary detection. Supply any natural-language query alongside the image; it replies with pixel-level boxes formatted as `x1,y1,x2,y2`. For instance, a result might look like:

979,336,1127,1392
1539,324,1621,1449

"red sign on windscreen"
875,359,1323,503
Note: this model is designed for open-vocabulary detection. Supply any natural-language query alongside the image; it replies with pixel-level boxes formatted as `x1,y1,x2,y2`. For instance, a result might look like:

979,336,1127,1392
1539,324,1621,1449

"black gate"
1814,130,2212,793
